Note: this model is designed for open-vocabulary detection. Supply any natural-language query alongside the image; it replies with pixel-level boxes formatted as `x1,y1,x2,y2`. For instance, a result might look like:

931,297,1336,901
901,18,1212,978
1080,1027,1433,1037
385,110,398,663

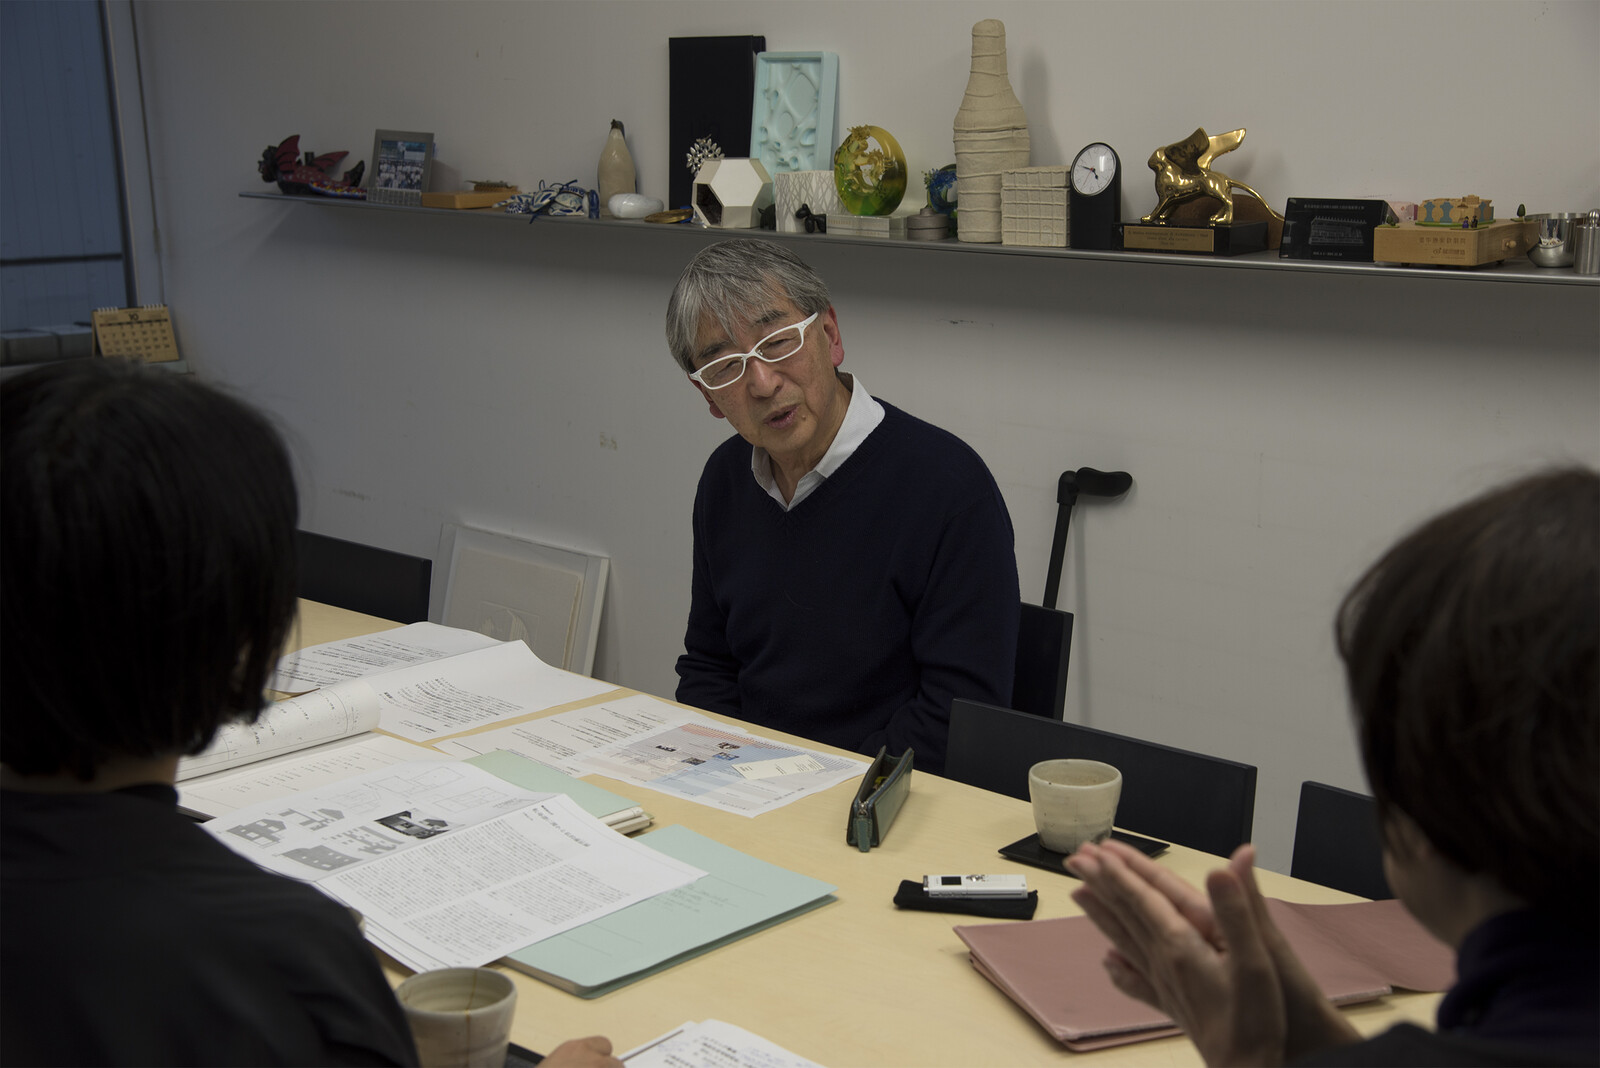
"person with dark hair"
1,360,619,1068
1065,466,1599,1067
665,238,1020,775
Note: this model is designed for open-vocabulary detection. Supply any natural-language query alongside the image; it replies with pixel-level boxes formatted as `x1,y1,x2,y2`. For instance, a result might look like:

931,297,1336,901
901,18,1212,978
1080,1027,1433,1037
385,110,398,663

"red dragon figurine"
258,135,366,198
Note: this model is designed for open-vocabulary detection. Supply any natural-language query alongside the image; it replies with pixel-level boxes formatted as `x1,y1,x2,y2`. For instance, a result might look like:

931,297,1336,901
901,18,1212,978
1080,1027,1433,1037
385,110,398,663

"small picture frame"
368,129,434,206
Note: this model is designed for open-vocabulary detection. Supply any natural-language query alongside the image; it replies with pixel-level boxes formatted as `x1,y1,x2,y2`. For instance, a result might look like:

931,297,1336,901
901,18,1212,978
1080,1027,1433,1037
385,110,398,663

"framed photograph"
367,129,434,206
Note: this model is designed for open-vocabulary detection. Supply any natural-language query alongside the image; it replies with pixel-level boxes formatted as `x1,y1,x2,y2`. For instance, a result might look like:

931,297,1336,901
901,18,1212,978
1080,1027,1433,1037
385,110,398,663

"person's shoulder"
875,399,980,454
872,399,998,481
1291,1023,1597,1068
698,430,752,478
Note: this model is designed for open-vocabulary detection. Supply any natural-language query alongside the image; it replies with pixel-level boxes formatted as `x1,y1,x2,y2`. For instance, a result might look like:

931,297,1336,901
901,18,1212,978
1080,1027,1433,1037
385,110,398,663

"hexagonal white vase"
693,158,774,229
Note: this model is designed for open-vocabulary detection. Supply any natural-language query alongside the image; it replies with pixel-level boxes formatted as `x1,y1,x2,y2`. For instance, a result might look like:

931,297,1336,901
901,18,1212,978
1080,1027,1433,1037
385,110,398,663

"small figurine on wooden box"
1418,195,1493,228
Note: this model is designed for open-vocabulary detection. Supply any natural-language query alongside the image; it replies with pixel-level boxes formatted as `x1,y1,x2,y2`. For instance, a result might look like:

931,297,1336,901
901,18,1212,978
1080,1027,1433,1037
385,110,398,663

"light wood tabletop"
293,601,1442,1067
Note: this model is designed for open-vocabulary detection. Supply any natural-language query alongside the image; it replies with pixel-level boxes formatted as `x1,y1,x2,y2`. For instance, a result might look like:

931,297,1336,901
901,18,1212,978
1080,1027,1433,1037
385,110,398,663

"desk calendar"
91,305,180,362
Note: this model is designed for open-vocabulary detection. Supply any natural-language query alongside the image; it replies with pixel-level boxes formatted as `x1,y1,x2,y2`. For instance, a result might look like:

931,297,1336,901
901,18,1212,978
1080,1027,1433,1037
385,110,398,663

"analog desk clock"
1070,142,1121,250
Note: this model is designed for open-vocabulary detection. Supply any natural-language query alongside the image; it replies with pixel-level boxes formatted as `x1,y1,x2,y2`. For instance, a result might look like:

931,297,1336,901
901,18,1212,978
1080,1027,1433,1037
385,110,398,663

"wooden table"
294,601,1442,1067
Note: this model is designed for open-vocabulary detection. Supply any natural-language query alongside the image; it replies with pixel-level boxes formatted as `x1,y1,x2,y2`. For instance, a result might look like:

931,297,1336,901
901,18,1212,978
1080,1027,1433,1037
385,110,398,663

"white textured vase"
774,170,844,233
952,19,1029,243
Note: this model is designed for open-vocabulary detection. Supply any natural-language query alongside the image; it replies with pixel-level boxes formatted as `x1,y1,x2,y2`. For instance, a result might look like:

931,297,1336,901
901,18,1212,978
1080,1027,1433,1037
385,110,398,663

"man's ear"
822,306,844,370
692,380,727,420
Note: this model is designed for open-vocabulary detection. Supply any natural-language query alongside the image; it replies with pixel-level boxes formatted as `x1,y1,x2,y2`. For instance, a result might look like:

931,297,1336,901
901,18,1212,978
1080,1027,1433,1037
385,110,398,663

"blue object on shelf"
750,52,840,179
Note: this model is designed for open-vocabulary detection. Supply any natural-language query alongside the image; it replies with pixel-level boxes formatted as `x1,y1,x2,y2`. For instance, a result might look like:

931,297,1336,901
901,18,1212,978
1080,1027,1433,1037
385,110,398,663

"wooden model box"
1372,220,1534,267
419,189,518,209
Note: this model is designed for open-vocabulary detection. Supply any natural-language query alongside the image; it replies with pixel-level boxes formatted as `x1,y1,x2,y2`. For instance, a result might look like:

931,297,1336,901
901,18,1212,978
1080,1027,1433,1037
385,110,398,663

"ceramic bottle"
952,19,1029,243
597,119,636,216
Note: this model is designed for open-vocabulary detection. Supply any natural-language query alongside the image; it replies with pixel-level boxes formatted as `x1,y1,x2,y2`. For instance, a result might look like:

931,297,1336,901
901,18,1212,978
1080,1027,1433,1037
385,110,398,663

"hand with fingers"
541,1036,625,1068
1065,840,1359,1067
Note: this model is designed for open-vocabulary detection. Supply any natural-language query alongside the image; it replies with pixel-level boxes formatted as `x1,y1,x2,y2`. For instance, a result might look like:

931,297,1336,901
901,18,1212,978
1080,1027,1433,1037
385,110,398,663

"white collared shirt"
751,374,886,511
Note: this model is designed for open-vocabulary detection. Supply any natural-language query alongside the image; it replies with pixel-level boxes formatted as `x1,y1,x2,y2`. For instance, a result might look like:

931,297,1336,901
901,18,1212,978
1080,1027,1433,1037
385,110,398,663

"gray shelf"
240,191,1599,288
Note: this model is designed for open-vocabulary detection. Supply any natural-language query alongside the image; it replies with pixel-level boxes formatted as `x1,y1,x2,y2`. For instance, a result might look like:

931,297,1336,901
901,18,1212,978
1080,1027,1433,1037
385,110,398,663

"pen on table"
620,1026,685,1061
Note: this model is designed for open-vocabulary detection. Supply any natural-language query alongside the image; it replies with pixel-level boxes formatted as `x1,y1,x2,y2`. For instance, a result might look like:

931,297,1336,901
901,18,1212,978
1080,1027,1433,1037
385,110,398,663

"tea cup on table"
396,966,518,1068
1028,758,1122,855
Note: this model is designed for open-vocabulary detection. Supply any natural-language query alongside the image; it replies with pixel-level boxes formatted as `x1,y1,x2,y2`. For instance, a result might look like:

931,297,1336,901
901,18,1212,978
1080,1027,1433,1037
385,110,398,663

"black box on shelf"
1279,198,1390,262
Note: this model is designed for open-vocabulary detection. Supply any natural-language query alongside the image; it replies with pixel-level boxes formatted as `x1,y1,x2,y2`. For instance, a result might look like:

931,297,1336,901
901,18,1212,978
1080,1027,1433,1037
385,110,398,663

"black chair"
946,698,1257,857
1290,781,1393,900
297,530,432,623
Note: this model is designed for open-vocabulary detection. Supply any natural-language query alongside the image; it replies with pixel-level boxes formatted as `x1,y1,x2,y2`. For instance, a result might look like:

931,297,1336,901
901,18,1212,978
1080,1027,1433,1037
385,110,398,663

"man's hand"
1066,840,1357,1067
540,1035,624,1068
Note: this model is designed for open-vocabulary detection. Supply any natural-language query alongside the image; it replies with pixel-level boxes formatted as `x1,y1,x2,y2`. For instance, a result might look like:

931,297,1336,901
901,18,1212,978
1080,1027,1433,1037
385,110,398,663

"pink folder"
954,898,1455,1052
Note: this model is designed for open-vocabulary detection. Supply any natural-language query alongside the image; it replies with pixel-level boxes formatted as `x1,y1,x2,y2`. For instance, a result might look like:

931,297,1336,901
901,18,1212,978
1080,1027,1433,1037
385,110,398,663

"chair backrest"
297,530,432,623
946,698,1257,857
1011,602,1072,720
1290,781,1393,900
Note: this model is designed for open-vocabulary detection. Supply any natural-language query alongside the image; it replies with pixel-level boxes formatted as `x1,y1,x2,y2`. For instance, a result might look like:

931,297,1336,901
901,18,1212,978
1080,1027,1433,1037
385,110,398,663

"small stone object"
906,207,949,241
608,193,664,219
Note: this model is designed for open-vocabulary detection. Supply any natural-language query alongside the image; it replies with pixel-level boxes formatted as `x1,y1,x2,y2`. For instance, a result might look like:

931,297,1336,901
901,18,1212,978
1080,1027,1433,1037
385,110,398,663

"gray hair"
665,238,831,373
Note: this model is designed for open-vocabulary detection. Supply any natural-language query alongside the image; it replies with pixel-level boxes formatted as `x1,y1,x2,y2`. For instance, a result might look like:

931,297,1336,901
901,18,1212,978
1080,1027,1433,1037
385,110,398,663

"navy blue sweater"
676,400,1019,774
1294,908,1599,1067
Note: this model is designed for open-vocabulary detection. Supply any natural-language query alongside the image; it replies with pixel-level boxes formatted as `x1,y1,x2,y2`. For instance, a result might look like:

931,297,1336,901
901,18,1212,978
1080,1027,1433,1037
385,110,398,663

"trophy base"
1117,220,1268,257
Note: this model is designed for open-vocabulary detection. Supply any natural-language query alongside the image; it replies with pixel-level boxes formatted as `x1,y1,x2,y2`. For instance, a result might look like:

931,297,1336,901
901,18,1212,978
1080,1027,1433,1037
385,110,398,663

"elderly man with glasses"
664,238,1019,775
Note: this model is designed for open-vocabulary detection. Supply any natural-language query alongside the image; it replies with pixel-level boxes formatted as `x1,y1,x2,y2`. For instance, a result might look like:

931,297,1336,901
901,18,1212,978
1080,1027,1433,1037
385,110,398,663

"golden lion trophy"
1121,126,1282,255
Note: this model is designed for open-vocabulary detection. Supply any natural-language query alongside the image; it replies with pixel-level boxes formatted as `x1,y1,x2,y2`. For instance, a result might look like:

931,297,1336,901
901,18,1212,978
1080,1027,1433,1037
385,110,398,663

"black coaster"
999,831,1169,878
505,1042,544,1066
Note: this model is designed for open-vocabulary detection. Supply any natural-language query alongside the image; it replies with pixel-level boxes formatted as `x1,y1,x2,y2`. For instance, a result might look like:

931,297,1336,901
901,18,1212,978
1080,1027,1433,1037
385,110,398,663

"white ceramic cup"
1028,758,1122,855
396,967,518,1068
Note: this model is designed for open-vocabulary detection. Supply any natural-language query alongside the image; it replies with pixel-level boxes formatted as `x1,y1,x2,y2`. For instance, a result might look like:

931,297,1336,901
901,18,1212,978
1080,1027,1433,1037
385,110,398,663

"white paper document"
178,732,441,818
271,621,502,692
622,1020,826,1068
371,640,617,742
435,694,705,776
178,681,384,781
204,761,705,972
439,694,865,816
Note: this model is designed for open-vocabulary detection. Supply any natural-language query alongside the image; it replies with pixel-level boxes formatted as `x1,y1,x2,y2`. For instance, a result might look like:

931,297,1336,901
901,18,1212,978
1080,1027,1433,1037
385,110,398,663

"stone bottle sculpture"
597,119,636,216
952,19,1029,243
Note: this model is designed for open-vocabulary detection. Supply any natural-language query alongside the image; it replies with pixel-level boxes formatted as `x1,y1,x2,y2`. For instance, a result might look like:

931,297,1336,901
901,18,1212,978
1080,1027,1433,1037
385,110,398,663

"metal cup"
1573,219,1600,276
1527,212,1583,267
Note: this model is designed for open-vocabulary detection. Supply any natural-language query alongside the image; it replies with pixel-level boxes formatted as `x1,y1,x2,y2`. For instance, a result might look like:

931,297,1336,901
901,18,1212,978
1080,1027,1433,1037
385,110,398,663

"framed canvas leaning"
368,129,434,206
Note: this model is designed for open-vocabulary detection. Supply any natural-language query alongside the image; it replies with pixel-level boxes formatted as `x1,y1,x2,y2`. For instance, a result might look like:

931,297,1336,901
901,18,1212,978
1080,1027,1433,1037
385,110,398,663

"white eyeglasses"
687,312,820,390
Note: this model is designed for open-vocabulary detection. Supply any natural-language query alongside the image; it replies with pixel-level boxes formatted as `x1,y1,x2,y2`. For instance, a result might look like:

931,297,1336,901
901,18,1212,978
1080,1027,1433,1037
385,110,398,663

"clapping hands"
1065,840,1358,1067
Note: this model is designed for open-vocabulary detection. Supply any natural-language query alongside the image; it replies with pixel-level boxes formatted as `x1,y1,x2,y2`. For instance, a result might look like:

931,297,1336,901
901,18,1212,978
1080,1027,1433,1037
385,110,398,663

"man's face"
689,295,848,479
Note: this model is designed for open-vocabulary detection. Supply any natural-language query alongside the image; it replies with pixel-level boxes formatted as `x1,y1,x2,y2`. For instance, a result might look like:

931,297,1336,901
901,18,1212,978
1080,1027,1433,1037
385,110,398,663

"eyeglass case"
846,746,913,851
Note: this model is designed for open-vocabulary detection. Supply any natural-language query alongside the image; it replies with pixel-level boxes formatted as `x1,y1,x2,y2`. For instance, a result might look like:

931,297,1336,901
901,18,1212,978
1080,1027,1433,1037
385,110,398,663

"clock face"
1072,143,1118,195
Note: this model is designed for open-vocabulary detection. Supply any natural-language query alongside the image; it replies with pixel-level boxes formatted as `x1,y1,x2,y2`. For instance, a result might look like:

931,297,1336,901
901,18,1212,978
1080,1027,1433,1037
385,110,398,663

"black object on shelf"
668,35,765,212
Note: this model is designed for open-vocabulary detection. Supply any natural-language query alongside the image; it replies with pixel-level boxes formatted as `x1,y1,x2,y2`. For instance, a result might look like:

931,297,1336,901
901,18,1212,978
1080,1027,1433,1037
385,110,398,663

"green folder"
502,824,837,997
465,749,648,831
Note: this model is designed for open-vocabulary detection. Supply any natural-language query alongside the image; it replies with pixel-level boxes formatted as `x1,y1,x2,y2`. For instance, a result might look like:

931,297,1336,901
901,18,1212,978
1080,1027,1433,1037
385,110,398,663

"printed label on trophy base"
1117,220,1268,256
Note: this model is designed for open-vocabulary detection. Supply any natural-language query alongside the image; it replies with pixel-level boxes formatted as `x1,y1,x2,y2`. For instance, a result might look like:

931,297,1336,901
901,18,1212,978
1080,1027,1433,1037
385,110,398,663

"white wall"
130,0,1600,869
